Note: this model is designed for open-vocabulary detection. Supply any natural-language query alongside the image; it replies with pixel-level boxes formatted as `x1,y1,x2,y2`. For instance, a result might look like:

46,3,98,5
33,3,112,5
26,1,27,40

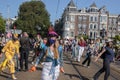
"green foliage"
78,34,88,40
114,35,120,41
15,1,50,35
0,16,5,33
113,35,120,51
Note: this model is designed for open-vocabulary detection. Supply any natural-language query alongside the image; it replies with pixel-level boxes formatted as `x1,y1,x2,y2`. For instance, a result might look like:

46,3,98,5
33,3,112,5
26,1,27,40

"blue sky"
0,0,120,24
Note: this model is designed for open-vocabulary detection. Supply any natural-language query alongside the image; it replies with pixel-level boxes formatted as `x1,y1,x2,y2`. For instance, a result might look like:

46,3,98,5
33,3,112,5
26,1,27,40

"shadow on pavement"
81,76,89,80
65,62,82,67
0,74,11,79
64,73,81,79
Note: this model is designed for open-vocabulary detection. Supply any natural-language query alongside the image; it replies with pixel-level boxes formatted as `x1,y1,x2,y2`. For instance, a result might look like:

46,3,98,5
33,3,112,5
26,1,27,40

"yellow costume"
0,39,20,74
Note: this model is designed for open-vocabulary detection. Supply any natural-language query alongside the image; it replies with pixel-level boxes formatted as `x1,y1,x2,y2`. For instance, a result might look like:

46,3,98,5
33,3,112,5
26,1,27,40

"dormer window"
89,2,98,12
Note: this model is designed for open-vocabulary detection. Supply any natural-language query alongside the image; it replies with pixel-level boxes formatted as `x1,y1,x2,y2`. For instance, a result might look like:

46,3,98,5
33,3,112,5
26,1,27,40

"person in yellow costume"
0,34,20,80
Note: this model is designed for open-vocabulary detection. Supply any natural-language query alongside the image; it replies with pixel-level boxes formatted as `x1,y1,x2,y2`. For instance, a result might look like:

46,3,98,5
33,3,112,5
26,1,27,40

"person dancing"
93,39,115,80
0,34,20,80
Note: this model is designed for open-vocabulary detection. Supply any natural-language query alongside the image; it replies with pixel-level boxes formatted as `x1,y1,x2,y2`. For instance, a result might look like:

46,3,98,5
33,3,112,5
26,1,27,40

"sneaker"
19,69,24,71
24,69,28,72
11,74,17,80
31,62,34,65
87,66,90,68
82,64,87,67
41,62,44,65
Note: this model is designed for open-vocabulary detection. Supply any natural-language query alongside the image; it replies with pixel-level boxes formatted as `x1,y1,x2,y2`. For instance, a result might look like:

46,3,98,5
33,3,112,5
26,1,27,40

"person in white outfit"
77,37,86,62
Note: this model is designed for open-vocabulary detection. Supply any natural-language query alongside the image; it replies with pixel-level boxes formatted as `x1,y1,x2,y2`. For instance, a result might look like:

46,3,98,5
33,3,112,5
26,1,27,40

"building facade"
55,0,120,39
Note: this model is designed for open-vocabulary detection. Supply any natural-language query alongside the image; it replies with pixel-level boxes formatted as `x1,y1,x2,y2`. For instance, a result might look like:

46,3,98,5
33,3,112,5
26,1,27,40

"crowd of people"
0,27,65,80
64,36,116,80
0,26,118,80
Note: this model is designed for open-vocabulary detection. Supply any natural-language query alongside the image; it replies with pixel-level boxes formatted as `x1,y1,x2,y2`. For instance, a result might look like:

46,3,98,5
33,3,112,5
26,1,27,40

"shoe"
31,62,34,65
11,74,17,80
82,64,87,67
41,62,44,65
19,69,24,71
24,69,28,72
87,66,90,68
77,61,80,63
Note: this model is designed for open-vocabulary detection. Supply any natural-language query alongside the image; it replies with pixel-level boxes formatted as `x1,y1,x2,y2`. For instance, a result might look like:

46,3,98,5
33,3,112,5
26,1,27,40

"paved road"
0,53,120,80
0,53,82,80
65,53,120,80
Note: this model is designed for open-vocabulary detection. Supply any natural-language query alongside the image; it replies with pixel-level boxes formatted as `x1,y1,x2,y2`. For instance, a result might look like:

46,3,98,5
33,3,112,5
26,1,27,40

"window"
70,23,75,29
94,24,97,29
100,16,107,22
71,32,74,37
78,24,82,29
83,24,86,29
104,16,107,22
70,15,75,22
66,15,70,21
90,16,93,22
65,22,69,29
113,19,117,24
95,17,98,22
83,16,87,21
118,26,120,31
83,24,86,32
90,24,93,29
100,16,102,22
78,16,82,22
109,18,112,24
70,8,76,11
94,32,96,38
90,32,92,38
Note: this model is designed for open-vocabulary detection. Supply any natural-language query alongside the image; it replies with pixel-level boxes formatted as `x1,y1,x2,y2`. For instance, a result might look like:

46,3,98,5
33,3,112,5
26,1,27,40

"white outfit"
41,62,60,80
78,46,85,62
41,47,60,80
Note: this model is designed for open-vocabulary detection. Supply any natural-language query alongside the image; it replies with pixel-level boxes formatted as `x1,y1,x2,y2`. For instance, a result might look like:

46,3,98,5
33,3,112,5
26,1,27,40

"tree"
15,1,50,35
114,35,120,41
0,16,5,33
78,34,88,40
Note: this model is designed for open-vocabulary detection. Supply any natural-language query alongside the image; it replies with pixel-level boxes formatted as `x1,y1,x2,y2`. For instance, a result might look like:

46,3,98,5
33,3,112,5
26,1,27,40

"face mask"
49,39,55,45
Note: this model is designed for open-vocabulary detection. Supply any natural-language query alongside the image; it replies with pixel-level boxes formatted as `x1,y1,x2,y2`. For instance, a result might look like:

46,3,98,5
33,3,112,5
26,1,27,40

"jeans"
20,49,29,70
93,58,110,80
35,51,44,66
82,53,91,66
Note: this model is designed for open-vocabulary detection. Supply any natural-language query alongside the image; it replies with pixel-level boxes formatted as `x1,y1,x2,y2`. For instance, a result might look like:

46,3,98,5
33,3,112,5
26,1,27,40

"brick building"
55,0,120,39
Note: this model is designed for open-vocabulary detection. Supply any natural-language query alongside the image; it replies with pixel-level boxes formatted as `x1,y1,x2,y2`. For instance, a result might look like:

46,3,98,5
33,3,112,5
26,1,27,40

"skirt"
41,62,60,80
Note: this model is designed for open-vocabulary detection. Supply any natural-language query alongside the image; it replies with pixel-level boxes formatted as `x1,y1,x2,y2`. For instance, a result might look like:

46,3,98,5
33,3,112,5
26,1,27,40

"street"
0,52,120,80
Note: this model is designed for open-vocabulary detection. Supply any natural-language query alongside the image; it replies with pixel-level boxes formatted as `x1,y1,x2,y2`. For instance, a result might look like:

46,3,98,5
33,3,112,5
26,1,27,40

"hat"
105,39,113,42
49,31,58,37
48,26,58,37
